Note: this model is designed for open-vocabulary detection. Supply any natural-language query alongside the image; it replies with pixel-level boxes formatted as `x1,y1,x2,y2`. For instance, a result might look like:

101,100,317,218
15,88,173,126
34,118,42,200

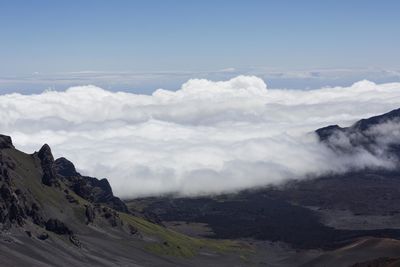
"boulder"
45,219,72,235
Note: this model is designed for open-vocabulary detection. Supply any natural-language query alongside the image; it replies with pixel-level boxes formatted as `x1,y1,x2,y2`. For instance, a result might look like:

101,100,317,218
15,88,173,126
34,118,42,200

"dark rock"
37,232,49,240
71,179,94,202
128,224,142,238
315,125,343,142
65,194,79,204
69,234,82,248
38,144,54,165
0,184,12,201
98,206,121,227
9,202,25,225
0,184,26,226
29,203,44,226
0,167,10,184
3,157,16,170
37,144,59,187
45,219,72,235
85,205,95,224
0,206,5,223
0,135,14,149
128,224,138,235
91,178,128,213
54,157,80,177
55,157,128,212
3,168,9,178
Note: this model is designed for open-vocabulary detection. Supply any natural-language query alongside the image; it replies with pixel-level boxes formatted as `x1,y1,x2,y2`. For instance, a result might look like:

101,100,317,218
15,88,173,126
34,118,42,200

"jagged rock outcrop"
55,157,80,177
36,144,128,211
0,135,14,149
45,219,81,247
37,232,49,240
0,137,120,248
37,144,59,186
54,157,128,212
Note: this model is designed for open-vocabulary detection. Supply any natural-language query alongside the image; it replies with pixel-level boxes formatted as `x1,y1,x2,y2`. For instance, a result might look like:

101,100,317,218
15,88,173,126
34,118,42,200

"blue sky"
1,0,400,93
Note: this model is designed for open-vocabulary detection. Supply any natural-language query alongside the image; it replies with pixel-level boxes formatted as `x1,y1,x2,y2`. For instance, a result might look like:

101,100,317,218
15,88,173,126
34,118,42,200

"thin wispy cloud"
1,68,399,94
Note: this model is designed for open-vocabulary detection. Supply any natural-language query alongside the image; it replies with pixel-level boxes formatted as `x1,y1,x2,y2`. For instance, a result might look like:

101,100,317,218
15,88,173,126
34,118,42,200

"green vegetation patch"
120,213,250,258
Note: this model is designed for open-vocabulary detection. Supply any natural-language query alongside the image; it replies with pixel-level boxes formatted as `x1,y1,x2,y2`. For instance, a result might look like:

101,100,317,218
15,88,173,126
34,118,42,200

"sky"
0,0,400,93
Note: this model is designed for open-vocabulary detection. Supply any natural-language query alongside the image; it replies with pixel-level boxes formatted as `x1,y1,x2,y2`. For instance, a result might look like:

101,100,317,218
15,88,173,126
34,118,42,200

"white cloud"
1,76,400,198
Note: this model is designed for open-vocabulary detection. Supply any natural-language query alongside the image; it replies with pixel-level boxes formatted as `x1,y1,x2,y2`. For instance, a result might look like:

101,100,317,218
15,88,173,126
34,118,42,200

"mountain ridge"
315,107,400,160
0,135,245,266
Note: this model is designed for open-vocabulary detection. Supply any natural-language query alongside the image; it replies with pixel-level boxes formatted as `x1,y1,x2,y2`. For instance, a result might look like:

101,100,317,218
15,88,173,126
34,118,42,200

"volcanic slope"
0,135,247,267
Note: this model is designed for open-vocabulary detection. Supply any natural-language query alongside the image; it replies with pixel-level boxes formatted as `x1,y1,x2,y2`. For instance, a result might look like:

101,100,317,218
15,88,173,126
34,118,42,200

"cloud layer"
1,76,400,198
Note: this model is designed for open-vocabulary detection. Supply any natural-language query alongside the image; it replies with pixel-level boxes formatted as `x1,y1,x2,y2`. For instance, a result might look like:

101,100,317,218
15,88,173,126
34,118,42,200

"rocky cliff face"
0,140,44,230
37,144,60,187
54,157,128,212
0,138,129,247
20,141,129,213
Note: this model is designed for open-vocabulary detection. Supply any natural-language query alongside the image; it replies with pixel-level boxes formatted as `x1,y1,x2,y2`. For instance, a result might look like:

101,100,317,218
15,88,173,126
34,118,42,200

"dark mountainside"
127,108,400,266
316,107,400,158
0,135,248,267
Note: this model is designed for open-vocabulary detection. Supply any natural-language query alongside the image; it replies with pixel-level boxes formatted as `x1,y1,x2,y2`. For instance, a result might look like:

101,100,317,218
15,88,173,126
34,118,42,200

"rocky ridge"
0,135,127,246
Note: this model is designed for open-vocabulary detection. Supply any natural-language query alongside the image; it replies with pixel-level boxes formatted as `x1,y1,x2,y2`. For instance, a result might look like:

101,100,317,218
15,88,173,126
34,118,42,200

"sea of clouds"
1,76,400,198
